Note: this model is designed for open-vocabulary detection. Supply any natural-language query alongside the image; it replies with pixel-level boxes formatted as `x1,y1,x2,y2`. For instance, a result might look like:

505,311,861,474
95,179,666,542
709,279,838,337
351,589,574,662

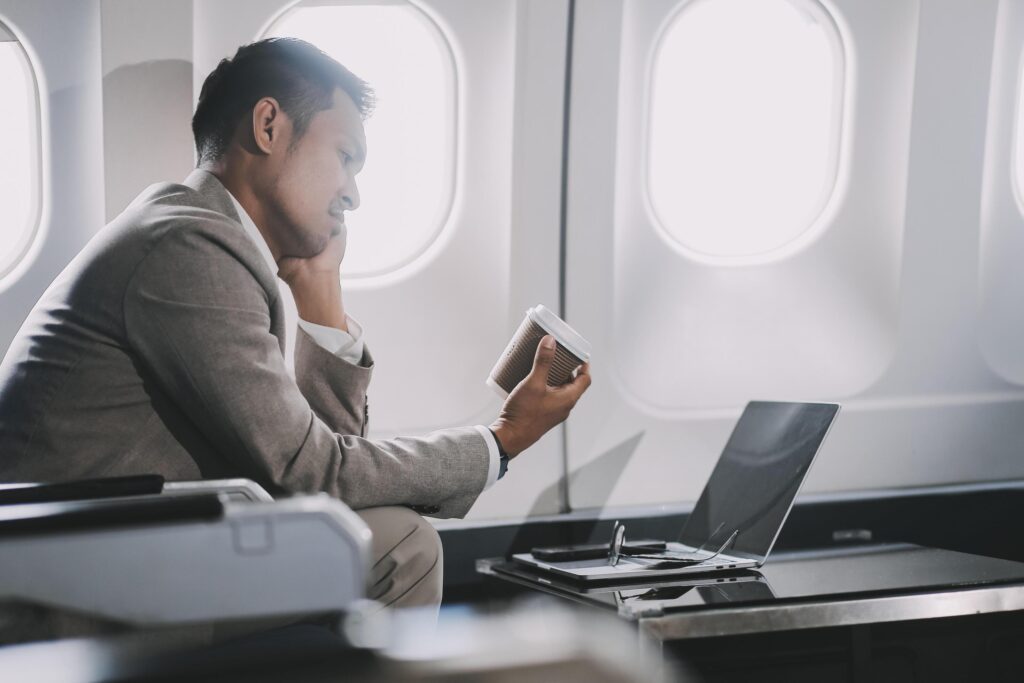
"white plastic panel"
0,1,105,342
1016,57,1024,204
979,0,1024,384
193,0,569,519
563,0,1024,512
0,31,41,283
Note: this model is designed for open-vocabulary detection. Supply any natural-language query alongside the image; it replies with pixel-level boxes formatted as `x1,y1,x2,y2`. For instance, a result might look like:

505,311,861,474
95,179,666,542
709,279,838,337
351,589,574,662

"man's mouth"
328,209,345,235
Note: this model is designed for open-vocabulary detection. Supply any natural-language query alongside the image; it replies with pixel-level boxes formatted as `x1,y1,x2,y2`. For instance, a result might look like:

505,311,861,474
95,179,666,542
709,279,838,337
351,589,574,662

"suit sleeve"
122,224,489,517
294,325,372,437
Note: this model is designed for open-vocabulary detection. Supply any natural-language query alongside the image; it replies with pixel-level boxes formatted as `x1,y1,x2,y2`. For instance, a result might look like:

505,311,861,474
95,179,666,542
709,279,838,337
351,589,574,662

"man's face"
265,88,366,259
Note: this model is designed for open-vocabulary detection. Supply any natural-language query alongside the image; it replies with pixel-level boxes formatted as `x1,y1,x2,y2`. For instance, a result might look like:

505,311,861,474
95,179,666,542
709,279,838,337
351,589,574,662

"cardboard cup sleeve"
487,305,592,398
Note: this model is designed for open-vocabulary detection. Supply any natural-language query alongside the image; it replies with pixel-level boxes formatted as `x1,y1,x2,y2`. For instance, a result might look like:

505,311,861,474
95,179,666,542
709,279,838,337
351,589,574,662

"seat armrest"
0,494,224,536
161,479,274,502
0,476,274,506
0,475,165,506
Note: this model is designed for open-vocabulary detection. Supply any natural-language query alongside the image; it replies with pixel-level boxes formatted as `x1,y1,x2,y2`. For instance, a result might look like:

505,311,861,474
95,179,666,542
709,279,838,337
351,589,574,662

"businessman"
0,38,590,610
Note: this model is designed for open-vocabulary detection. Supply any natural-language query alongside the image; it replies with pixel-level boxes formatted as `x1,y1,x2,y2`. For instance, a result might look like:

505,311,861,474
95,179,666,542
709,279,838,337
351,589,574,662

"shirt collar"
226,191,279,278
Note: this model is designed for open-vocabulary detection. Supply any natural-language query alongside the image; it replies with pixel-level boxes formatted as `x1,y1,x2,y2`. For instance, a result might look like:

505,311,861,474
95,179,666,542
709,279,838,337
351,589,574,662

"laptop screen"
678,401,839,563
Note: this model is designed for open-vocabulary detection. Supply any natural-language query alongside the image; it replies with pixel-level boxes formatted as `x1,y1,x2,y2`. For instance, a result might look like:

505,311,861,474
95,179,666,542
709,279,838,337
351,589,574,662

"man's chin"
311,226,338,251
285,223,342,257
283,238,328,260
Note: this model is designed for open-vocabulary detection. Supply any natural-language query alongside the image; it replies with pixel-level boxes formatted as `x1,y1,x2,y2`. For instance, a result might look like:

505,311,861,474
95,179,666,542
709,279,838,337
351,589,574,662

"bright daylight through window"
265,2,455,279
0,26,41,282
648,0,843,261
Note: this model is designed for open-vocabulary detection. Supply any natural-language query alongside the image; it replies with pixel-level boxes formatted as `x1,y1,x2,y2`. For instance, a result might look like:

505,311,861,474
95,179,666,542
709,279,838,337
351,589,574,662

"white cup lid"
527,305,592,361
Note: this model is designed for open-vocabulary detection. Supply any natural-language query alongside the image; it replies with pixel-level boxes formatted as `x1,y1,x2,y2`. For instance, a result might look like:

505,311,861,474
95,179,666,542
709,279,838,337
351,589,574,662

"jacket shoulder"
118,182,278,304
129,181,242,234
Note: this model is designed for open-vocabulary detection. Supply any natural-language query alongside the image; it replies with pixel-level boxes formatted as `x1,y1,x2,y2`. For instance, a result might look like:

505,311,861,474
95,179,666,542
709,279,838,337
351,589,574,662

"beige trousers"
355,506,444,610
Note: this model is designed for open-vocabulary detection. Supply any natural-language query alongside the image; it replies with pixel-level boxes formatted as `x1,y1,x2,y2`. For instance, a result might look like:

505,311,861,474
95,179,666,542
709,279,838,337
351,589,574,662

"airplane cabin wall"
565,0,1024,513
0,1,104,347
1,0,1023,523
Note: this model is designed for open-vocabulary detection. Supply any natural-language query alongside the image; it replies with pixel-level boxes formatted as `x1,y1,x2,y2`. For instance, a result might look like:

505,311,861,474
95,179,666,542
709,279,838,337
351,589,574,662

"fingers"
526,336,557,388
566,362,592,399
551,362,592,405
574,362,591,381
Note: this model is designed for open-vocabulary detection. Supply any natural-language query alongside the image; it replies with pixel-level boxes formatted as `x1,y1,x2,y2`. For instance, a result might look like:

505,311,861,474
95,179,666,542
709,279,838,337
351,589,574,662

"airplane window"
264,2,456,280
647,0,844,261
0,25,42,282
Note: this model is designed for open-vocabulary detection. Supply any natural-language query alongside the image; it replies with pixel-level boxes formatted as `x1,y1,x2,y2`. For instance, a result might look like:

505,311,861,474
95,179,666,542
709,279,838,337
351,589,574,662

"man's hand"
276,229,348,331
490,335,592,457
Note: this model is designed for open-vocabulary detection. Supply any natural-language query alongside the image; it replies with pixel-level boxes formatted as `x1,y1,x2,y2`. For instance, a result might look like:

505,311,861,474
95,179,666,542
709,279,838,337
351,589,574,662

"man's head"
192,38,373,259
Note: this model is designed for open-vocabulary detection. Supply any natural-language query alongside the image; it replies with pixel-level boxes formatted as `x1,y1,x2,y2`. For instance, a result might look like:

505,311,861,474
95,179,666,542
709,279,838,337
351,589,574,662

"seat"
0,477,370,628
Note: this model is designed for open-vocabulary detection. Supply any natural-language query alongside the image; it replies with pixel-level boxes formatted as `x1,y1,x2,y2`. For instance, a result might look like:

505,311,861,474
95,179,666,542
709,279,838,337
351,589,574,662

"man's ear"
252,97,284,155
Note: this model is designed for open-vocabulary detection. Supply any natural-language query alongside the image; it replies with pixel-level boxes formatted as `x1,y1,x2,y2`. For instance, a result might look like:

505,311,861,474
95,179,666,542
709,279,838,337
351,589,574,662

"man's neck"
197,160,283,262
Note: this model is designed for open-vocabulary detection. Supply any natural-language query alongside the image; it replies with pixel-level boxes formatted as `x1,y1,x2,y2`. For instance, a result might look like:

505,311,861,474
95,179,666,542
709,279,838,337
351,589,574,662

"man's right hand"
489,335,592,457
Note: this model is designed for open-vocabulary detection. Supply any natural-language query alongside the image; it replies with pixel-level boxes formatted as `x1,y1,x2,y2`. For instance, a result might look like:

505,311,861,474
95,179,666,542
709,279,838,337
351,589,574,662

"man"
0,38,590,610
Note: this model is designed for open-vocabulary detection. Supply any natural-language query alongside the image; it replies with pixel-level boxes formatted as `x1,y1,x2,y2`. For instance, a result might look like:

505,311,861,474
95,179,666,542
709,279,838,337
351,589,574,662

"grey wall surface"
101,0,194,221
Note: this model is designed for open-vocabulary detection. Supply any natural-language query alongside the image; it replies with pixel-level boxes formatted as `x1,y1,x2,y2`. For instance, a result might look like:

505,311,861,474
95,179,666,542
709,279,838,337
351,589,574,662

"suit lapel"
182,169,289,355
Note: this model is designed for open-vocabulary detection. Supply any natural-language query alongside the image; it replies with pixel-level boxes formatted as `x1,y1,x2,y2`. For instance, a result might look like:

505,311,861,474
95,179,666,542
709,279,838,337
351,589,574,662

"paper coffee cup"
487,305,592,398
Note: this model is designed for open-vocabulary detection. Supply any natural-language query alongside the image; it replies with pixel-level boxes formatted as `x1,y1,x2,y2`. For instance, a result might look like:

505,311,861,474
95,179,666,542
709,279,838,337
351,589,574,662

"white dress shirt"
226,193,500,490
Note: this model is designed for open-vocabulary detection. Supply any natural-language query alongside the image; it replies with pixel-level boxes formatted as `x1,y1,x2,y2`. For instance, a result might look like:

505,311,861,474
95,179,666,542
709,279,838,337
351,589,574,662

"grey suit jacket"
0,170,490,518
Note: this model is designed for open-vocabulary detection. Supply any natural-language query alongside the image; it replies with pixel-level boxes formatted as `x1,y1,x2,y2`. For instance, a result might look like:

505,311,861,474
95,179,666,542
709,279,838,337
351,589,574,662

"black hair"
191,37,374,163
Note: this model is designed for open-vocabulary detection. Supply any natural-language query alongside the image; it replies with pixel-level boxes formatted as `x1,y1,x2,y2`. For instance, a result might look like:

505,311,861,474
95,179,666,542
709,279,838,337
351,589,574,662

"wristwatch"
488,427,510,479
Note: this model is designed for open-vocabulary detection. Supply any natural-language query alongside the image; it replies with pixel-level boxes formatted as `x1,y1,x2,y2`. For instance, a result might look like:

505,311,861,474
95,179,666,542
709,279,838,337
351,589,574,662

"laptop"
483,555,771,597
512,401,840,582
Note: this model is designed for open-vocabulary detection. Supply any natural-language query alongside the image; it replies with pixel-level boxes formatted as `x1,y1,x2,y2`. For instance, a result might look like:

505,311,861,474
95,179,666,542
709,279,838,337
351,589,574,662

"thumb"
528,335,557,387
